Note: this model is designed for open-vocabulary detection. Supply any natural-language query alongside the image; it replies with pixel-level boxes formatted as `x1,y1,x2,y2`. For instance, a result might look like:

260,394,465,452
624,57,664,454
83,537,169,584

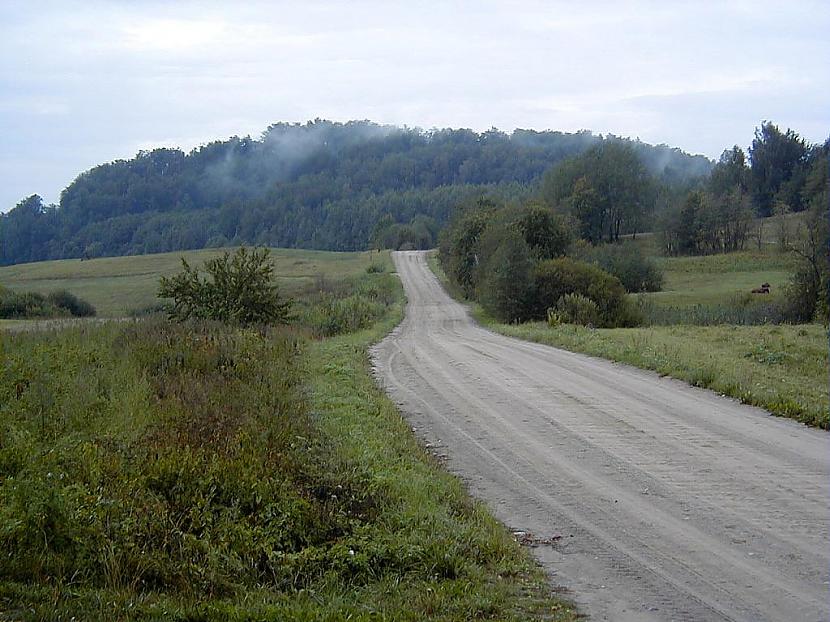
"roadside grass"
488,321,828,429
0,248,391,317
303,311,575,621
0,253,575,620
428,252,829,429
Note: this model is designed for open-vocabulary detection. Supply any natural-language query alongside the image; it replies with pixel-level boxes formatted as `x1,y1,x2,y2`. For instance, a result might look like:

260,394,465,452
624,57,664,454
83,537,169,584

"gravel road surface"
371,250,829,621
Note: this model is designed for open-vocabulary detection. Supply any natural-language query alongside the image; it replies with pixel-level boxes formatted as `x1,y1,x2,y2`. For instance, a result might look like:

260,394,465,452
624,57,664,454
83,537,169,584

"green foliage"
749,122,809,215
661,180,754,256
0,288,96,319
556,293,600,326
512,203,574,259
371,214,438,250
530,257,628,327
45,290,96,317
296,273,399,337
438,199,497,298
158,247,292,326
476,230,534,323
0,274,574,619
575,241,664,292
541,142,656,243
439,198,574,301
546,308,562,327
0,121,710,266
0,321,378,601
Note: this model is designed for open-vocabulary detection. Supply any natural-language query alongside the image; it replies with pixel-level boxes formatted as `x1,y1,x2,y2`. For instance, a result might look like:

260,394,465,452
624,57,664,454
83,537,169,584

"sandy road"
371,251,829,622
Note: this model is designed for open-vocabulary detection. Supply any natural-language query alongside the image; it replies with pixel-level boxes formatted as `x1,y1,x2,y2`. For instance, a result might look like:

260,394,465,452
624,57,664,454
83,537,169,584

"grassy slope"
0,248,387,317
428,253,829,429
0,250,575,620
649,251,796,307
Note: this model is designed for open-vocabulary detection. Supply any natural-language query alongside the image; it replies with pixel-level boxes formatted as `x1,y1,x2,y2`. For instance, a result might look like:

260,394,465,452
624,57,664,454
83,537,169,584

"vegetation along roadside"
428,253,829,429
0,247,576,620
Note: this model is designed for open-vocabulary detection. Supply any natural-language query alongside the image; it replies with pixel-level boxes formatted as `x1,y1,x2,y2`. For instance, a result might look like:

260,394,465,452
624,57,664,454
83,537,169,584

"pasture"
649,250,797,308
0,247,387,317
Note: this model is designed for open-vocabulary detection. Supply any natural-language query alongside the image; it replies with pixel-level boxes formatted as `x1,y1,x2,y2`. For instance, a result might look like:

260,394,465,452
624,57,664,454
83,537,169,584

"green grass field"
0,248,388,317
648,250,796,308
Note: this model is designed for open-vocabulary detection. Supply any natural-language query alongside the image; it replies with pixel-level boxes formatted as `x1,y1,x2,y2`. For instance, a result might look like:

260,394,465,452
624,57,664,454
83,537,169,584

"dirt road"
371,251,829,621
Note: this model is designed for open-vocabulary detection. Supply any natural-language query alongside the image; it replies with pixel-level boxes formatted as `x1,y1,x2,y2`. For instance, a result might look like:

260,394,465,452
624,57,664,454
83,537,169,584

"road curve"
371,251,829,622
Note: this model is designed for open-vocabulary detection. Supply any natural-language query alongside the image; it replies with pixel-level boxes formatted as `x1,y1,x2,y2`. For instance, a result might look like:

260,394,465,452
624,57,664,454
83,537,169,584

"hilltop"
0,120,711,265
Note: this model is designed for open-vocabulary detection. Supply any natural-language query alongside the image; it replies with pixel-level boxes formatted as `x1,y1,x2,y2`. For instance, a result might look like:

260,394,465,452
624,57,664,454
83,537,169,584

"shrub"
158,247,292,326
46,290,96,317
546,308,562,327
512,204,574,260
575,242,663,292
296,273,399,337
557,293,600,326
0,289,96,319
530,257,628,326
477,230,534,323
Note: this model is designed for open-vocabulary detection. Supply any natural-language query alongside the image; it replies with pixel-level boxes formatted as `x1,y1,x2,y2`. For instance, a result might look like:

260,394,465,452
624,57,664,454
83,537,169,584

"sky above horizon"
1,0,828,211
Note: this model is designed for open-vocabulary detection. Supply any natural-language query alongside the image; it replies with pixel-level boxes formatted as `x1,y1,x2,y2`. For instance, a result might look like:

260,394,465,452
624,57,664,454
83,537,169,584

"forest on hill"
0,120,712,265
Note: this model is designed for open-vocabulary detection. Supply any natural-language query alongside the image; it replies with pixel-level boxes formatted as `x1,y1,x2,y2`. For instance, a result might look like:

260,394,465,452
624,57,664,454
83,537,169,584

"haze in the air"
1,0,827,211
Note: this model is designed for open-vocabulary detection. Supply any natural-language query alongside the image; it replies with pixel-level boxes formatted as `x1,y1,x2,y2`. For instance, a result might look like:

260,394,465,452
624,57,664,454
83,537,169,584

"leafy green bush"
0,289,96,318
529,257,629,327
556,293,600,326
575,242,663,292
46,290,96,317
158,247,292,326
513,203,574,260
296,273,399,337
546,308,562,327
477,230,534,323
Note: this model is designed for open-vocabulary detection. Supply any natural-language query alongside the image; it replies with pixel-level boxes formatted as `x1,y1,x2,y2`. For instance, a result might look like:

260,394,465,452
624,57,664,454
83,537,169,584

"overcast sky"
1,0,828,210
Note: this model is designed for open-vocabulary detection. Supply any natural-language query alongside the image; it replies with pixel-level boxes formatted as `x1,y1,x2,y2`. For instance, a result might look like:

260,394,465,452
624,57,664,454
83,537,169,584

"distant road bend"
371,250,829,622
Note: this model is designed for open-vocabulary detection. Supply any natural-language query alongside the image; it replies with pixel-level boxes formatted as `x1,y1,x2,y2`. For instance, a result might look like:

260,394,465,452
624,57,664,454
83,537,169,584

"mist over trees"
0,120,711,266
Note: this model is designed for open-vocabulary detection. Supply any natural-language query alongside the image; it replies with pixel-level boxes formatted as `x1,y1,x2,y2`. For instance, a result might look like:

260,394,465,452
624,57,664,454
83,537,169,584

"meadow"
0,249,575,620
0,247,388,317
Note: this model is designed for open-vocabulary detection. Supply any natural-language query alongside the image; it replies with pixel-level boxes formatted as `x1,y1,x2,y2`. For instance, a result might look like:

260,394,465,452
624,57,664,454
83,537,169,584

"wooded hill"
0,120,711,265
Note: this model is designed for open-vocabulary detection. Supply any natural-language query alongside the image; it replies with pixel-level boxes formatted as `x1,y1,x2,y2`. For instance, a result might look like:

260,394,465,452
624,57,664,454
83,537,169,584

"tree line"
0,120,710,265
439,121,828,325
661,123,828,256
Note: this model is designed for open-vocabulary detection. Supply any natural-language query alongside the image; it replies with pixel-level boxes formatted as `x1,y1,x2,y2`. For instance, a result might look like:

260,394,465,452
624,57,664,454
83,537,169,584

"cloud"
0,0,828,210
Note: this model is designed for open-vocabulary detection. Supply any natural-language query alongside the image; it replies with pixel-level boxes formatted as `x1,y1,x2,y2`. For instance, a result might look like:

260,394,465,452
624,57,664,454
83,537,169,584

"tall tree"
542,142,655,243
749,122,808,216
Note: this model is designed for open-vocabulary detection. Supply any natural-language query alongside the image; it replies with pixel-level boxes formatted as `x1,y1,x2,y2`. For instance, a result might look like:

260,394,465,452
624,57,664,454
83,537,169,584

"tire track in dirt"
371,250,829,622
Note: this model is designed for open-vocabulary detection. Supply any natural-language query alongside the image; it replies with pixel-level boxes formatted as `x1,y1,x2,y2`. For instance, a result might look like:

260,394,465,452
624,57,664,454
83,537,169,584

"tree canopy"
0,120,711,266
541,143,656,243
